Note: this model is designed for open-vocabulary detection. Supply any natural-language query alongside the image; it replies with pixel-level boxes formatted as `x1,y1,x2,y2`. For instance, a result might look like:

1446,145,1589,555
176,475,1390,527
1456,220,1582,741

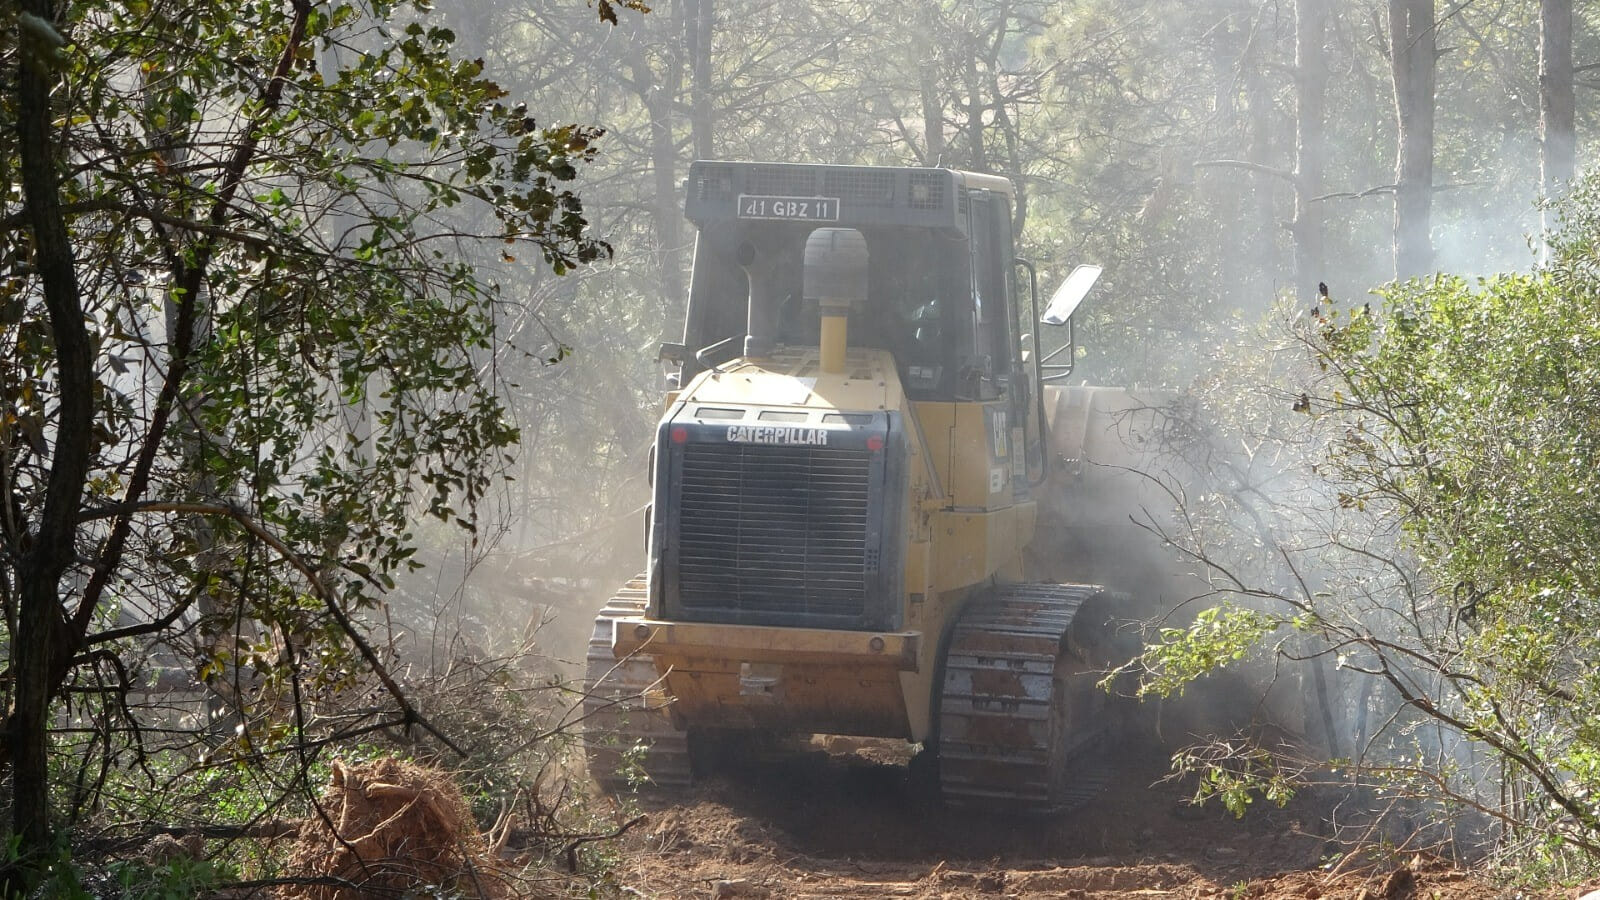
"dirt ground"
596,738,1572,900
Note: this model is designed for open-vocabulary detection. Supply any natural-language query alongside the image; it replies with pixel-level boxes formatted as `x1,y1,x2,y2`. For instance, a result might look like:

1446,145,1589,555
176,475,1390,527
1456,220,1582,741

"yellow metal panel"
614,618,920,671
911,400,1017,510
900,588,968,741
900,670,932,740
931,507,1021,588
819,311,848,373
683,347,904,414
936,402,1011,510
903,396,943,529
913,401,956,499
1015,498,1037,551
934,512,982,586
611,618,921,738
951,403,993,508
903,539,932,620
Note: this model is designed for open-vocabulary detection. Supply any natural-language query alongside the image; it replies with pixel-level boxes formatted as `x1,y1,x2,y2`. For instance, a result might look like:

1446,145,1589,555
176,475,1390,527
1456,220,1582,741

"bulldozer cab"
669,162,1026,409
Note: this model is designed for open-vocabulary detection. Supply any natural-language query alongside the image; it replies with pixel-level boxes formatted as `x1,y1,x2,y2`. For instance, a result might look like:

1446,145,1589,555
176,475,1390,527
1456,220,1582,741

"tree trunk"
11,0,94,881
629,3,686,331
1293,0,1329,301
1539,0,1575,242
920,57,944,167
962,46,987,173
686,0,714,160
1389,0,1436,279
1243,57,1277,306
1207,11,1245,304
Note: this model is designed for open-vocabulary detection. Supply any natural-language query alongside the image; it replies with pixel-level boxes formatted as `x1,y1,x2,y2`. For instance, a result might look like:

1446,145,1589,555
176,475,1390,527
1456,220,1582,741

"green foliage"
18,852,88,900
105,856,237,900
0,0,633,882
1172,740,1298,819
1128,603,1278,700
1303,178,1600,842
4,0,1582,880
1140,175,1600,855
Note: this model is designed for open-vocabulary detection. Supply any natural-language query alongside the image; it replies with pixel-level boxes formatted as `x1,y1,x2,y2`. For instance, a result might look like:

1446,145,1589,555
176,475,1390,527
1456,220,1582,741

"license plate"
736,194,839,222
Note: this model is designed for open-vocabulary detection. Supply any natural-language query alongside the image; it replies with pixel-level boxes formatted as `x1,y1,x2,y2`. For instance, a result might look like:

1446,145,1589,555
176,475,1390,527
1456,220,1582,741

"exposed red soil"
597,738,1568,899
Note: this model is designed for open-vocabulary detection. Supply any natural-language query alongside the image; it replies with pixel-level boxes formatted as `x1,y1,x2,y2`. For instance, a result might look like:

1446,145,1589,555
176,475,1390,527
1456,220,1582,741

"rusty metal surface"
582,576,693,791
937,583,1122,814
608,610,921,738
663,662,912,736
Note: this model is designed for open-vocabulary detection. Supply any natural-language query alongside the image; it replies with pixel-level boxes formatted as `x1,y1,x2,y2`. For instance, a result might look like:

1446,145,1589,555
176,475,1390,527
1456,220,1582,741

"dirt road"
598,738,1560,900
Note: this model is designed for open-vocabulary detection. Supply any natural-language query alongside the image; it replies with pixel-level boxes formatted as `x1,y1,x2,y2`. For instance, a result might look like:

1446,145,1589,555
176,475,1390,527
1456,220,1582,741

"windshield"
681,220,980,399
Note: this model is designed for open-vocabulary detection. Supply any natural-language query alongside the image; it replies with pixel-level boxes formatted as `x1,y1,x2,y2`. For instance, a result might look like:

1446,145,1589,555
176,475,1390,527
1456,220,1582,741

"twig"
78,500,466,757
1310,181,1485,203
1193,158,1296,182
563,814,647,873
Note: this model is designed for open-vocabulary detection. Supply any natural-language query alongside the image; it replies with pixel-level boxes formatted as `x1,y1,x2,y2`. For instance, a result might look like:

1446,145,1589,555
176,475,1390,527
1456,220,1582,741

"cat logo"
726,426,830,446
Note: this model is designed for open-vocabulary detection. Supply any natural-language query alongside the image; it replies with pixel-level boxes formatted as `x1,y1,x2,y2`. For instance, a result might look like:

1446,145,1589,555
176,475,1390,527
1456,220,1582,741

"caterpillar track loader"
583,161,1140,812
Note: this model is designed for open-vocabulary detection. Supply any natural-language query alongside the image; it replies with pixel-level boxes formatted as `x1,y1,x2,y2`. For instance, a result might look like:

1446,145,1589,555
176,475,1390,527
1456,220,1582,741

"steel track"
581,576,693,791
937,583,1124,814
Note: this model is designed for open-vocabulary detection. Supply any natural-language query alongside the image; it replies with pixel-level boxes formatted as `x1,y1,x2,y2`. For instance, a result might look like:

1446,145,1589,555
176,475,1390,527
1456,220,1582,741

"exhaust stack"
804,228,868,375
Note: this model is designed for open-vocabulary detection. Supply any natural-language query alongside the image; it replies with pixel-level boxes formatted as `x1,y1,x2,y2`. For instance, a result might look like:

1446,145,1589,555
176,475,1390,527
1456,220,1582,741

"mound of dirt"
1215,855,1513,900
280,757,507,899
646,803,784,865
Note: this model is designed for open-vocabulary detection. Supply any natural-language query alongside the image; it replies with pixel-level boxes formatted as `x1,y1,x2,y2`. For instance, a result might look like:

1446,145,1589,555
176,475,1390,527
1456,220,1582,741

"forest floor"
594,737,1576,900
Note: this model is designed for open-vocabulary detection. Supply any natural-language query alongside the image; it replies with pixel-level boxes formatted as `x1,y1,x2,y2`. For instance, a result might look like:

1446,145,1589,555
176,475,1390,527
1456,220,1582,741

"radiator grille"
748,165,819,197
907,171,947,210
676,443,871,623
691,164,736,201
823,170,896,207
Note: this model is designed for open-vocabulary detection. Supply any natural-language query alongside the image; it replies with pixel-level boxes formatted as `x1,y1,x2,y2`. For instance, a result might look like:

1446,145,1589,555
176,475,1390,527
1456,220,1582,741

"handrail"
1015,258,1050,487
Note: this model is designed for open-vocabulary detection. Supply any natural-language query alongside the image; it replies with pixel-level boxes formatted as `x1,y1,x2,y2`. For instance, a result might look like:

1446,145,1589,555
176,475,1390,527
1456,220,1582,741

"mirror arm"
1059,318,1078,382
1038,312,1076,384
1039,341,1073,365
695,336,740,375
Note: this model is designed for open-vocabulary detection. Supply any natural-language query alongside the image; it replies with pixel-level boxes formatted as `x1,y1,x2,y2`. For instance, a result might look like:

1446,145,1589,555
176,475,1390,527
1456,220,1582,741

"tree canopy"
3,0,1598,889
1130,176,1600,858
3,0,620,886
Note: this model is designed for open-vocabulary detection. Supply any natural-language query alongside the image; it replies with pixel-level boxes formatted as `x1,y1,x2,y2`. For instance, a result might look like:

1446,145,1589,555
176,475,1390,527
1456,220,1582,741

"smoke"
1068,306,1511,856
1025,385,1316,751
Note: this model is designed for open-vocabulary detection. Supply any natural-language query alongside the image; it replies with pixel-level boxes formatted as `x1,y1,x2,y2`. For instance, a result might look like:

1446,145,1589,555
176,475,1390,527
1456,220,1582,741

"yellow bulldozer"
582,161,1149,812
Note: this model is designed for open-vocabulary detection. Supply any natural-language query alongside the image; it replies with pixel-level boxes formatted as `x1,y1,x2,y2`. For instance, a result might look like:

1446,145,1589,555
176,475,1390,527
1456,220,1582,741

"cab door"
965,190,1027,504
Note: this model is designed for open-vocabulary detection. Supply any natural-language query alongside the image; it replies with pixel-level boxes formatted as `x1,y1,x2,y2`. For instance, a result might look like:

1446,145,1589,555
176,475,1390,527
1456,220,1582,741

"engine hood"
679,345,907,415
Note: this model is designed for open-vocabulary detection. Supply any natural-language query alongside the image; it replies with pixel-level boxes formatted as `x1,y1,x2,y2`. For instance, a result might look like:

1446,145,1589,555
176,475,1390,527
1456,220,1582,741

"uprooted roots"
280,757,508,899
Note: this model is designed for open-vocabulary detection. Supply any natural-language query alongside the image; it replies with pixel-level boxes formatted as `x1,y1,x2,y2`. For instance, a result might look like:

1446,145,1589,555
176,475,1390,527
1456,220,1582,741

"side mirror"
1041,265,1102,326
658,341,689,364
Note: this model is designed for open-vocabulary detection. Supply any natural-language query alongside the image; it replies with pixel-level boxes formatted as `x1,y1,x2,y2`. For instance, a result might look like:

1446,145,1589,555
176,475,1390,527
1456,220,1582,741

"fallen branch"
1193,159,1296,182
563,814,647,873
